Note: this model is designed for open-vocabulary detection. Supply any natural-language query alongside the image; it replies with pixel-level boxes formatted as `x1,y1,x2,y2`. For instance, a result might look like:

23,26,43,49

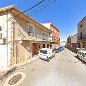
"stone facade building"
78,16,86,48
71,33,78,49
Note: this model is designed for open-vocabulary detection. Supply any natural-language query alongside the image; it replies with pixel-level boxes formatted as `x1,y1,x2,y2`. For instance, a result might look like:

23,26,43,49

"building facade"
42,23,60,48
78,16,86,48
66,36,71,49
71,33,78,49
0,6,51,70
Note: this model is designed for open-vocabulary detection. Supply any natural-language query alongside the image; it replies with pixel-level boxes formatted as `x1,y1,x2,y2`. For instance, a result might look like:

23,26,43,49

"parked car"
53,46,64,53
58,46,64,51
38,48,55,61
77,50,86,62
53,48,59,53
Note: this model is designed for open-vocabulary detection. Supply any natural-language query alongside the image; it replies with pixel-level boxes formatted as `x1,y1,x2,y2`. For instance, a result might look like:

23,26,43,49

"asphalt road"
1,48,86,86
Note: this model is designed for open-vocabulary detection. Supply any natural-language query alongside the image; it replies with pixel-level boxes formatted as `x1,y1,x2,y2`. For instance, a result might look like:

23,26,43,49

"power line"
28,0,50,15
9,0,46,19
22,0,46,14
29,0,56,16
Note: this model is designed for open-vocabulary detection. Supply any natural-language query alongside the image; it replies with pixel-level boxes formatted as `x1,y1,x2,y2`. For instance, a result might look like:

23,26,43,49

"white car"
77,50,86,62
38,48,55,61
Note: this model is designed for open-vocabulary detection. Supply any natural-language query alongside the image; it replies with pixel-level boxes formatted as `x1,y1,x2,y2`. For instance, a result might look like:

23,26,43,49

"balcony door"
80,32,82,39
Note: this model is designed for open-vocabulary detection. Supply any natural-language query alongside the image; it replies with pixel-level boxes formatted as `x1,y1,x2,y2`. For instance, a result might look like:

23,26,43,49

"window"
28,26,35,36
0,26,2,31
39,45,40,48
80,24,82,28
40,50,47,54
43,44,45,48
42,33,45,40
47,44,49,48
0,33,2,39
0,26,2,39
80,32,82,39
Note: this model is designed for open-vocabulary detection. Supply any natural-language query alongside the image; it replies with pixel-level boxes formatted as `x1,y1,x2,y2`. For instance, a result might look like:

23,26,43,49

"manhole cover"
8,74,22,85
4,72,26,86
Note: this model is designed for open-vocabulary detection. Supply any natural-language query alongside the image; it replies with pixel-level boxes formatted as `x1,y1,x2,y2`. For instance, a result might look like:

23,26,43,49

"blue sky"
0,0,86,41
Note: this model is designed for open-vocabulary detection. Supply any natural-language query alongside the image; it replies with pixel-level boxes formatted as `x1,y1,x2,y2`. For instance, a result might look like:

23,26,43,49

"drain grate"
8,74,22,85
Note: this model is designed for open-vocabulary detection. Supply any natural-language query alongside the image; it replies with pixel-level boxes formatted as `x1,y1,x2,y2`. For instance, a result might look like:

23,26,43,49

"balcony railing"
78,36,86,40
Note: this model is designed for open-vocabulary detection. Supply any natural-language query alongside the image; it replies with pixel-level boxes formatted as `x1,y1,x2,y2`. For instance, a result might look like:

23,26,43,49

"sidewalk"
0,55,39,80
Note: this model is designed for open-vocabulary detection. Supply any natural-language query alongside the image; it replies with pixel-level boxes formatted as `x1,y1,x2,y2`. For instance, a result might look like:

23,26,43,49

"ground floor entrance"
78,40,86,49
83,42,86,48
32,42,51,56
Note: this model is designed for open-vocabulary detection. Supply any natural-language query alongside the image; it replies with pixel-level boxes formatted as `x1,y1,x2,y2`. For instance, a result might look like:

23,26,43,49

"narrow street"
1,48,86,86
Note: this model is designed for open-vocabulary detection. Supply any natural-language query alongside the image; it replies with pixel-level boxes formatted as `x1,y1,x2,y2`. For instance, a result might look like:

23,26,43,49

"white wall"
0,45,7,70
0,13,12,69
42,23,51,29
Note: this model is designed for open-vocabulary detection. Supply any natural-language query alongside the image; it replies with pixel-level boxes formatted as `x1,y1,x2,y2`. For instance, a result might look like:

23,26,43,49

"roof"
42,22,60,32
78,16,86,25
0,5,51,33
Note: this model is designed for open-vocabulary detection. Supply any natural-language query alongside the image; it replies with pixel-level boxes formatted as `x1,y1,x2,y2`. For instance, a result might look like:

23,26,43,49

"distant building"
66,36,71,48
71,33,78,49
78,16,86,48
42,23,60,48
60,41,66,46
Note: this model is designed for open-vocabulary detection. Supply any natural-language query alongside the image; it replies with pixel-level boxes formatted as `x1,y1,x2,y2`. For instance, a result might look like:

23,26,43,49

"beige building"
0,6,51,69
78,16,86,48
71,33,78,49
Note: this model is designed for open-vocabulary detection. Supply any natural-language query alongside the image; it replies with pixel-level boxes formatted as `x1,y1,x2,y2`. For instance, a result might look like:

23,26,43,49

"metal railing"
78,36,86,40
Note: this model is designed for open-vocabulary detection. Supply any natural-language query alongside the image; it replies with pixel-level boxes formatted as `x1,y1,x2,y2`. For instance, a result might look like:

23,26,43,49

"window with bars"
0,33,2,39
0,26,2,31
28,26,35,36
0,26,2,39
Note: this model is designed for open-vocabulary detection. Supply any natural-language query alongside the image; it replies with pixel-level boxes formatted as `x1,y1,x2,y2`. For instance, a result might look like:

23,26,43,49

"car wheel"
47,59,50,62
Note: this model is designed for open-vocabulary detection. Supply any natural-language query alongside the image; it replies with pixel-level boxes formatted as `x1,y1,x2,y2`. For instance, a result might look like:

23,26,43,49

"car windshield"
40,50,47,54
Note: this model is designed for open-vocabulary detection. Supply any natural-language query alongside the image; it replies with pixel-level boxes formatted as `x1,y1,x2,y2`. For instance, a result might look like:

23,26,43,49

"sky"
0,0,86,41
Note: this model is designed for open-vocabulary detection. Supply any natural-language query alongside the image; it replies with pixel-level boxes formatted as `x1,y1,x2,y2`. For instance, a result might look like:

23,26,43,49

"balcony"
78,36,86,41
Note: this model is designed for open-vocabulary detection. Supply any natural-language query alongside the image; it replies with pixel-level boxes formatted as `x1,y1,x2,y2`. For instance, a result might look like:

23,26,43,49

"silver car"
38,48,55,61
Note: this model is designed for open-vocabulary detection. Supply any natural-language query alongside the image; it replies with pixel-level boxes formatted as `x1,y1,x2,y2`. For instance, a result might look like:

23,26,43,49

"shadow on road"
74,56,86,65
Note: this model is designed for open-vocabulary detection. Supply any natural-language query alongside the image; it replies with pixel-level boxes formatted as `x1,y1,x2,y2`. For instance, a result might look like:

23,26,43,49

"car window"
40,50,47,54
82,52,85,57
78,52,81,56
78,52,81,55
52,50,54,53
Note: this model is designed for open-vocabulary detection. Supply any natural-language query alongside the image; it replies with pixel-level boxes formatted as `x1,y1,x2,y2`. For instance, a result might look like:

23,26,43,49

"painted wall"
0,13,12,68
0,45,7,70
